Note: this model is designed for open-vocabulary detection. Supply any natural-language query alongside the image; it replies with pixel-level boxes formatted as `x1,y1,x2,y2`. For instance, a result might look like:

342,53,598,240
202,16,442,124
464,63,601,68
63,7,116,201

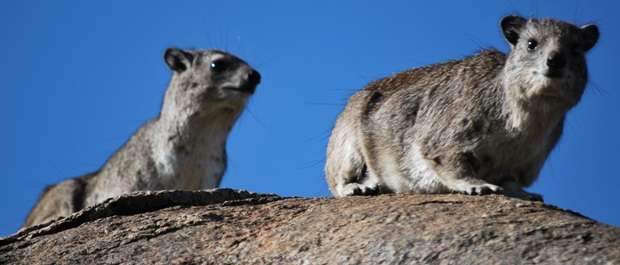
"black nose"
547,52,566,69
248,70,261,86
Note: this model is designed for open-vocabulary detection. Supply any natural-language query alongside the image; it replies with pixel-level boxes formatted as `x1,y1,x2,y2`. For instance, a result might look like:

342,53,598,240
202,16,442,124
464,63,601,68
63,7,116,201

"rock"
1,189,618,264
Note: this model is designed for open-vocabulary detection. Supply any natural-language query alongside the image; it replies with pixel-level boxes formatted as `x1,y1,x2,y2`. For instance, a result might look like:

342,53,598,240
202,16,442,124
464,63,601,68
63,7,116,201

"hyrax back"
326,16,599,200
24,48,261,227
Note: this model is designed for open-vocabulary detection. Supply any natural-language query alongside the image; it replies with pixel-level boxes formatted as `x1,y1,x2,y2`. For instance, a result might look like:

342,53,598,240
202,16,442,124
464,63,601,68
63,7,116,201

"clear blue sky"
1,0,618,236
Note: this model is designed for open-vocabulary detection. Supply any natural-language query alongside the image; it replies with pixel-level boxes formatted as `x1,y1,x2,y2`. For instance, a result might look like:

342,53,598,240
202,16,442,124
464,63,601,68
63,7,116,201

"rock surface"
1,189,619,265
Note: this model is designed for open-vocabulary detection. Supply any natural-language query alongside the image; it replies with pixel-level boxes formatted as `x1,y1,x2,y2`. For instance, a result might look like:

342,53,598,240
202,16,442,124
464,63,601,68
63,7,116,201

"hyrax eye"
527,39,538,50
210,59,230,73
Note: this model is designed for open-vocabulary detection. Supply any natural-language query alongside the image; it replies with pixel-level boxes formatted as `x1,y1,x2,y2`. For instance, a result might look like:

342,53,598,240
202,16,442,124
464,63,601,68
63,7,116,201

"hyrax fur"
25,48,261,227
325,16,598,200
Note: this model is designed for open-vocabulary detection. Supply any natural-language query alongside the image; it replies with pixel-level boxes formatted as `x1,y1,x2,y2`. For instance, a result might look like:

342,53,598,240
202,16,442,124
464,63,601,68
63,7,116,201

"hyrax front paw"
341,183,380,196
450,181,503,196
465,183,503,195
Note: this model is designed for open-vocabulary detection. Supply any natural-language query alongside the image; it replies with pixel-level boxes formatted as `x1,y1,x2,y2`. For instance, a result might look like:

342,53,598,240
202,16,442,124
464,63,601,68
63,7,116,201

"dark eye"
527,39,538,50
209,59,229,73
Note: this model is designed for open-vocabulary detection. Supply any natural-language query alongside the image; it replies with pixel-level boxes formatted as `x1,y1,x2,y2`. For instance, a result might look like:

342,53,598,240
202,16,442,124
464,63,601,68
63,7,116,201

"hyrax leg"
428,152,503,195
325,120,379,197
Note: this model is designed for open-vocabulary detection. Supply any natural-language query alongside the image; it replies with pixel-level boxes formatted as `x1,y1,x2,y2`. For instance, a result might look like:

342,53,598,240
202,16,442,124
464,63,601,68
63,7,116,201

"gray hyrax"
325,16,598,200
25,48,261,227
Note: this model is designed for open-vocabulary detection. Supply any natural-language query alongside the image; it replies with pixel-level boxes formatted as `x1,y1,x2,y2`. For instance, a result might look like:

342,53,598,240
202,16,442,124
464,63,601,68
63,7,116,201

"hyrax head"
500,15,598,107
163,48,261,112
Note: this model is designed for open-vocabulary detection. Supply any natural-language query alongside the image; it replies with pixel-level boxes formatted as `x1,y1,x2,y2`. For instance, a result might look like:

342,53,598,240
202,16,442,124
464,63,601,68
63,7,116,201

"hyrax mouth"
544,69,564,79
222,69,261,95
223,83,257,94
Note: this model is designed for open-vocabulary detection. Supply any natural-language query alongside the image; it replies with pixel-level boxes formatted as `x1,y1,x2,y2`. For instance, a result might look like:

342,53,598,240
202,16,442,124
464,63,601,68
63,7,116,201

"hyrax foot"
463,183,503,195
341,183,381,196
448,180,503,196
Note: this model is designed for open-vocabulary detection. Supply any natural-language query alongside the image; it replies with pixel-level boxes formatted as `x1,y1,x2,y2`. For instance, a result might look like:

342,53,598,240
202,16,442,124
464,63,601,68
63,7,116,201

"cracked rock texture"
1,189,619,265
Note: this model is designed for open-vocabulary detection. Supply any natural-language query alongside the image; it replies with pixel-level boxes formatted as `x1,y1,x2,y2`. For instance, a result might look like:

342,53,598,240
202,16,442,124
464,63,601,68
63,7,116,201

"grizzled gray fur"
325,16,598,200
24,48,261,227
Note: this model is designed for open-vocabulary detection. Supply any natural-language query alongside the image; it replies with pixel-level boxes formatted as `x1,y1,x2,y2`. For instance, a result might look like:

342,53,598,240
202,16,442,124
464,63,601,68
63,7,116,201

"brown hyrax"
24,48,261,227
325,16,599,201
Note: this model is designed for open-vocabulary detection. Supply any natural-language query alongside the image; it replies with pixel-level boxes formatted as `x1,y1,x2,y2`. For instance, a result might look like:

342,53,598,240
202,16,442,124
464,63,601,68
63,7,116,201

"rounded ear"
501,15,527,46
580,24,599,52
164,48,194,72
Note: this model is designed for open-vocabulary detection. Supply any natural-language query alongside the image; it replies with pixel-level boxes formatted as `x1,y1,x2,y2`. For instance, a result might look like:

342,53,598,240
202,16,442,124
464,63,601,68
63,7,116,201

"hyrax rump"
325,16,599,200
24,48,261,227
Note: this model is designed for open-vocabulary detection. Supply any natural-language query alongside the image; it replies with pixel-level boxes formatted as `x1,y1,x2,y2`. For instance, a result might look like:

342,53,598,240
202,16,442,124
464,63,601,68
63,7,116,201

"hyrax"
325,16,598,200
25,48,261,227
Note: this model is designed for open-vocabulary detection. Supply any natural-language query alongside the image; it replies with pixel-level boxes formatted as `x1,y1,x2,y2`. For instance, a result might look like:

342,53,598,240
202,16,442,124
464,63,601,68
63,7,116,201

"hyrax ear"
580,24,599,52
501,15,527,46
164,47,194,72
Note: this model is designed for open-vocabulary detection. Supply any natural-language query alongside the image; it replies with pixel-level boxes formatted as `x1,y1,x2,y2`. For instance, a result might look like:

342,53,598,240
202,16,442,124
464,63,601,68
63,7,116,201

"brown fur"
24,48,260,227
325,16,599,200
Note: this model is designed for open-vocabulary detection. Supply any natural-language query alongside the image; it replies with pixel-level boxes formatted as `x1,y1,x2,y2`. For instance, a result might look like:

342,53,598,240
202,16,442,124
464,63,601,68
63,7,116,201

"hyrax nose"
547,52,566,69
247,70,261,86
